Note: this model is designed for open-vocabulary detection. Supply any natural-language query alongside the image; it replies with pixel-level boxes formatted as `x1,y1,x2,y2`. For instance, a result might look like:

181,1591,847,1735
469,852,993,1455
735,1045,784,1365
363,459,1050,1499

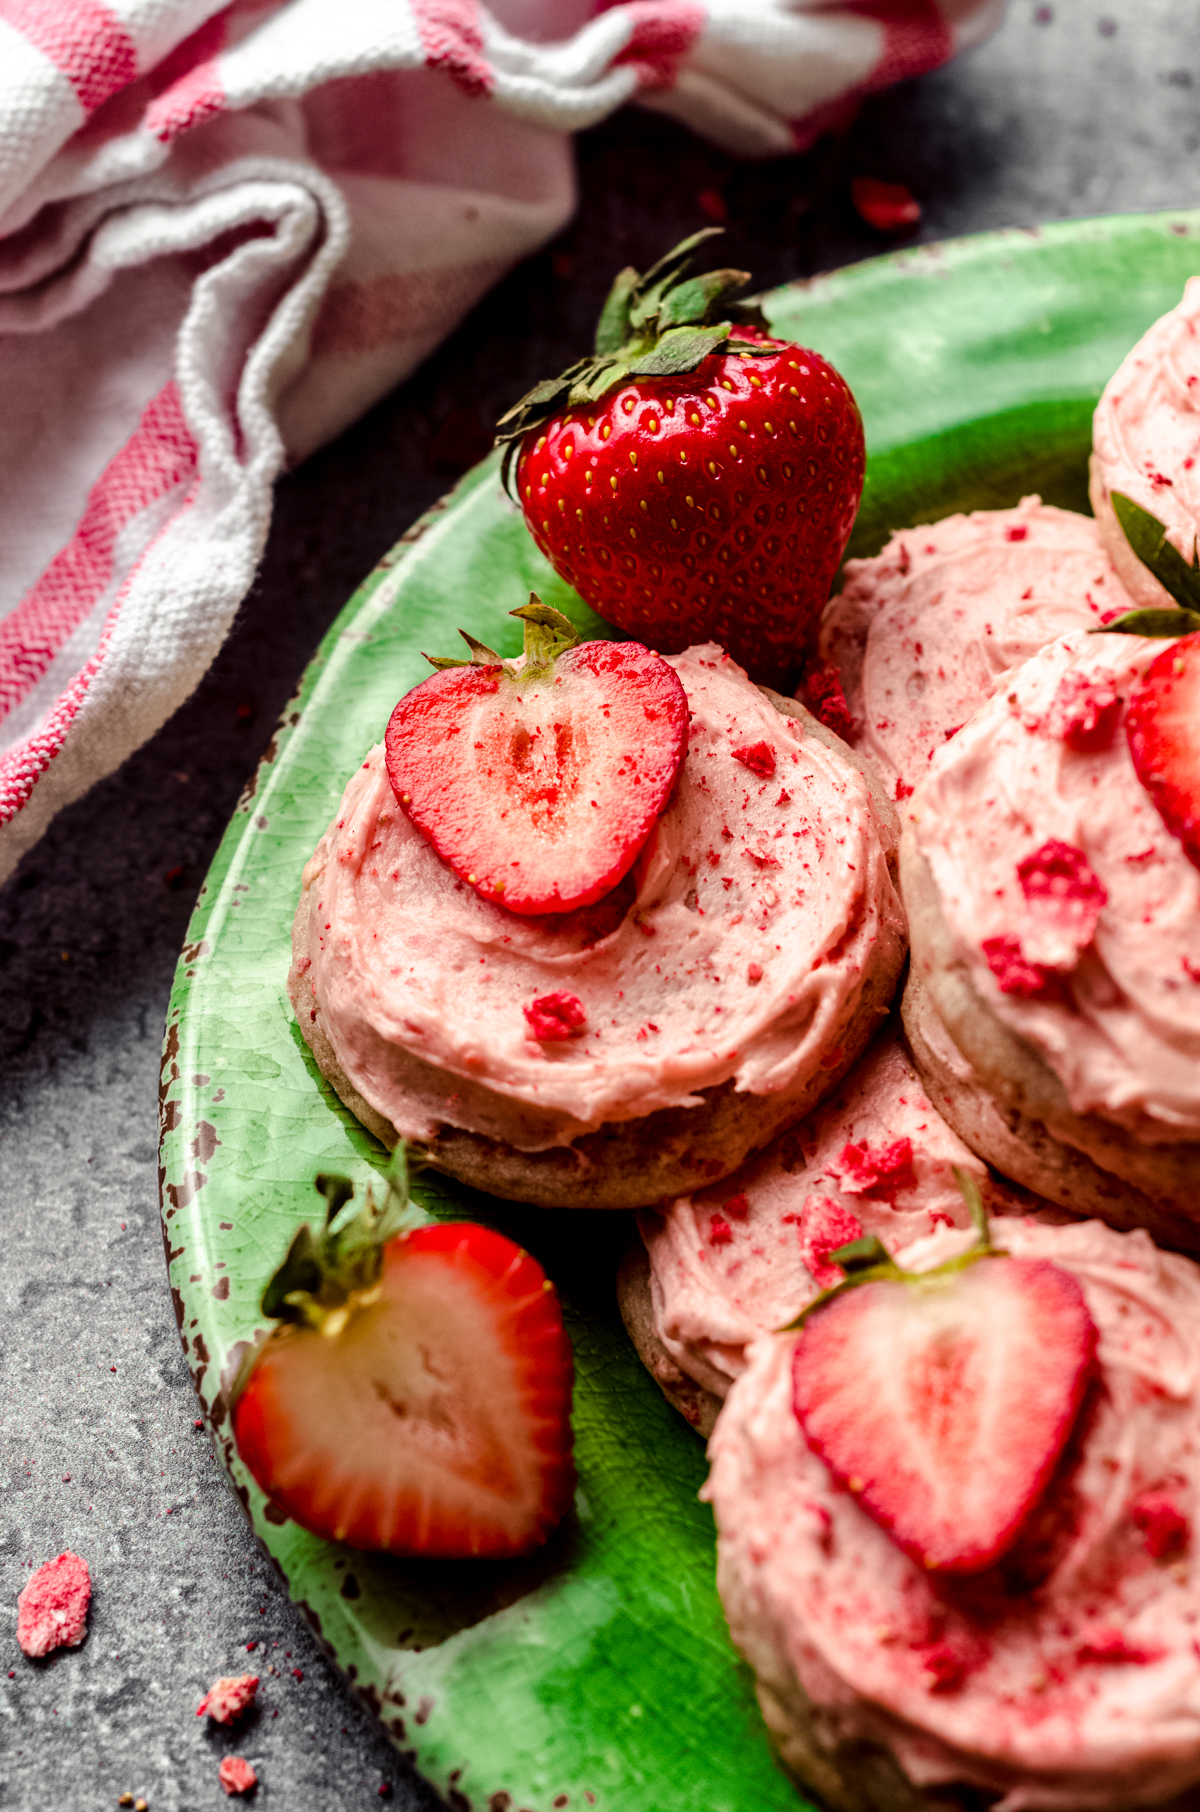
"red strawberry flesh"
792,1255,1095,1573
1126,630,1200,871
384,638,688,914
233,1223,575,1559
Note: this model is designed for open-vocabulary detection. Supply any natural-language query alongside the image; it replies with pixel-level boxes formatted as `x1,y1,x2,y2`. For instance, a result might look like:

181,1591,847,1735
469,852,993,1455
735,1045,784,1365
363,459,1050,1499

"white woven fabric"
0,0,1003,879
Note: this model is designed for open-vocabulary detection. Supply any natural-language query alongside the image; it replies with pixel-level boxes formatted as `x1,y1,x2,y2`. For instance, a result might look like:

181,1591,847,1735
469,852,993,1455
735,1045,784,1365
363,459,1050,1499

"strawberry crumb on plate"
16,1551,90,1658
218,1755,257,1796
197,1673,259,1723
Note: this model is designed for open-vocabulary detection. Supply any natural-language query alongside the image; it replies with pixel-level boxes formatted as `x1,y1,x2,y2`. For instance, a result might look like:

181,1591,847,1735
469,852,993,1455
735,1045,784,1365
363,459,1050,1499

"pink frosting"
1092,276,1200,577
707,1216,1200,1811
639,1025,1008,1401
816,500,1132,800
910,629,1200,1137
292,645,905,1151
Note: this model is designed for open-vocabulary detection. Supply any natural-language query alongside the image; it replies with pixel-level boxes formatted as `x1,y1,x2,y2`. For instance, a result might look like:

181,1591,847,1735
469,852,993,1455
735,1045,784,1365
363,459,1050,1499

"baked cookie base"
290,969,899,1210
614,1237,723,1439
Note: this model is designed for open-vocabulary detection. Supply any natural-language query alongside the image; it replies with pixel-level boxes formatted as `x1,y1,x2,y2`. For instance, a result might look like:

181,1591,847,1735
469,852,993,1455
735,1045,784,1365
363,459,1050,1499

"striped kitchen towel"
0,0,1003,879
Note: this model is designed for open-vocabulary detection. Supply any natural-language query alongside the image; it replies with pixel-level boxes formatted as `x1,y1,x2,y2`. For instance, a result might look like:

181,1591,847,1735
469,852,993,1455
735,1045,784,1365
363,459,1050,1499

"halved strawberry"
791,1211,1095,1574
232,1162,575,1559
1125,630,1200,871
384,596,688,914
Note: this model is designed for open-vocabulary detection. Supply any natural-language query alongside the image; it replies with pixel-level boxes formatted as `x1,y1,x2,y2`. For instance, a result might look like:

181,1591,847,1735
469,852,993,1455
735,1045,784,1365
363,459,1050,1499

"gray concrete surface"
1,1,1195,1805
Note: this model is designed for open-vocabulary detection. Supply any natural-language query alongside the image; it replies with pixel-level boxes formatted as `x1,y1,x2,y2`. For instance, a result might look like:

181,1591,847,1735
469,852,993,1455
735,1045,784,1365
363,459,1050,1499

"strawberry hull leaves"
1100,493,1200,635
232,1159,576,1560
384,597,689,915
498,232,864,690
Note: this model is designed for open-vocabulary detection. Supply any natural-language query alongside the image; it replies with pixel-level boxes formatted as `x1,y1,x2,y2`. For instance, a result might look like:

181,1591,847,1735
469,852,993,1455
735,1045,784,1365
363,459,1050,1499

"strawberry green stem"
781,1166,1003,1331
422,594,579,683
261,1146,422,1331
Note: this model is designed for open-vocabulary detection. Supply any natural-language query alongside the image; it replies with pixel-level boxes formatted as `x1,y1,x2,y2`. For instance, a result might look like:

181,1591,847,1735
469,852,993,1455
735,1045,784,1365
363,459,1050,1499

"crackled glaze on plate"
160,210,1200,1812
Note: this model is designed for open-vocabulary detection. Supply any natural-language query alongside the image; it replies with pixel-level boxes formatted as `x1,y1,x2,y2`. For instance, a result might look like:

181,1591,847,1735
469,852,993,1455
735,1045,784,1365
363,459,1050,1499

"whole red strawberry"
497,230,864,691
232,1159,575,1559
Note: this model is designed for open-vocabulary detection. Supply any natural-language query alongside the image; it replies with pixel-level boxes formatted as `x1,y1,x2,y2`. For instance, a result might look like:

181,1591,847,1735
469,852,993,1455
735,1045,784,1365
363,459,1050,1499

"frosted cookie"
1091,276,1200,609
807,498,1133,800
619,1024,1020,1437
290,635,907,1208
902,627,1200,1246
708,1214,1200,1812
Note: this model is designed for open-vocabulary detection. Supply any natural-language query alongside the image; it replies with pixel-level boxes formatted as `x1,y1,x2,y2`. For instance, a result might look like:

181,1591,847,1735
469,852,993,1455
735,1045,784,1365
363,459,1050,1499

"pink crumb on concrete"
197,1673,260,1723
218,1755,258,1796
16,1552,91,1658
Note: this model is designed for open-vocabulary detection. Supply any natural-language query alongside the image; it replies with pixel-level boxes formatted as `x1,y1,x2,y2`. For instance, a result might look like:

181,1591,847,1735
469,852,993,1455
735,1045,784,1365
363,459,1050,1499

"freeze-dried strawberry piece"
1019,838,1107,916
797,1195,864,1289
915,1635,988,1694
1076,1627,1160,1666
835,1138,916,1197
1042,670,1121,751
218,1755,258,1797
982,933,1057,998
1018,838,1108,956
1131,1491,1190,1560
731,741,776,778
723,1191,750,1219
801,662,859,742
524,991,586,1041
17,1552,91,1658
198,1674,260,1724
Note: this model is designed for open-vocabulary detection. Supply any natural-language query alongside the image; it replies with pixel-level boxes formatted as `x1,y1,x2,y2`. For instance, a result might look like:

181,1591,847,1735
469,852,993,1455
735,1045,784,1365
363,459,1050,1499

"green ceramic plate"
160,209,1200,1812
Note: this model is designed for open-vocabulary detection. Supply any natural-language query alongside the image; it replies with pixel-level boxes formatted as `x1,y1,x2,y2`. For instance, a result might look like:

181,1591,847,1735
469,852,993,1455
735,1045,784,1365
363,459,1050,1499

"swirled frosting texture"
639,1027,997,1401
291,645,905,1151
910,629,1200,1137
1091,276,1200,606
817,500,1131,799
707,1217,1200,1811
